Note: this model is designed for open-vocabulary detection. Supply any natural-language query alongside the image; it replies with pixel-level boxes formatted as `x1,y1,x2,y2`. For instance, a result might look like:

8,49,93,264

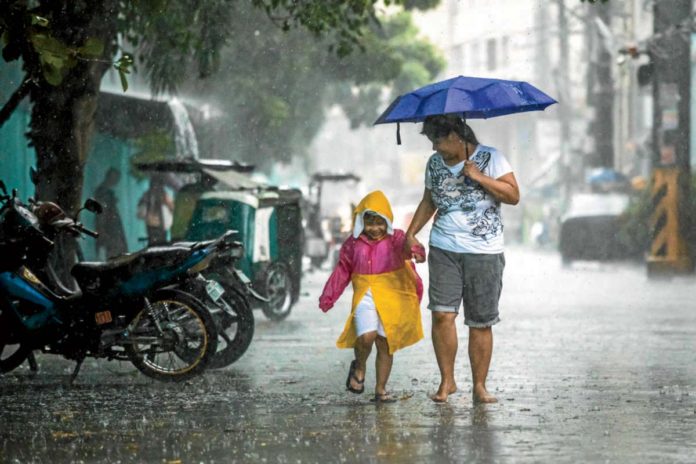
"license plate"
235,269,251,285
205,280,225,302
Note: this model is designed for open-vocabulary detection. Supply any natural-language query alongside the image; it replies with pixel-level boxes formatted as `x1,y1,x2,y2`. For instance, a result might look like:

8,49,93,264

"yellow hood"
352,190,394,238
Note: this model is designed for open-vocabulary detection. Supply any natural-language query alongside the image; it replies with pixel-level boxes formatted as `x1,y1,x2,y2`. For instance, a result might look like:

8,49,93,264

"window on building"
486,38,497,71
452,44,465,72
501,36,510,66
449,0,460,16
471,41,480,70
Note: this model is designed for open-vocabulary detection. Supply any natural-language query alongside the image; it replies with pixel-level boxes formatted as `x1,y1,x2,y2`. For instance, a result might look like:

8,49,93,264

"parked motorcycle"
175,238,265,369
0,182,222,382
71,230,257,370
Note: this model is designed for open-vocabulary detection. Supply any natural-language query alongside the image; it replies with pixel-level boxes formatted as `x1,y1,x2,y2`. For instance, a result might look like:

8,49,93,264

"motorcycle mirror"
84,198,103,214
29,167,39,186
0,180,6,195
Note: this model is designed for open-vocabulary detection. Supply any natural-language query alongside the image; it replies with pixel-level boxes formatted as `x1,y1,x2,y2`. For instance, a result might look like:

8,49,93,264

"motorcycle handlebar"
50,218,99,238
74,223,99,238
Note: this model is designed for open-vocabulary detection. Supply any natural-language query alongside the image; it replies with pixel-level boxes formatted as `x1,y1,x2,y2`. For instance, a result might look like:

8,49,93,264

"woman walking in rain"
405,114,519,403
319,190,424,402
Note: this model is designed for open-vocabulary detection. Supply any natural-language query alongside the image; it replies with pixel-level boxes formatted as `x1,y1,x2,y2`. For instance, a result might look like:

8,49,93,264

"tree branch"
0,76,35,129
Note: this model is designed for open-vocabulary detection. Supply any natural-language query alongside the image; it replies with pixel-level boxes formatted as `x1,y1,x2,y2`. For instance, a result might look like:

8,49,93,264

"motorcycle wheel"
125,289,217,382
0,341,30,374
207,289,255,369
260,263,294,321
0,308,30,374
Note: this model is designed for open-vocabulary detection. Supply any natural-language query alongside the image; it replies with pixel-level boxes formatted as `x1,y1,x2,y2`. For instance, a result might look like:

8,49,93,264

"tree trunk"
29,69,104,213
26,1,118,276
29,5,118,211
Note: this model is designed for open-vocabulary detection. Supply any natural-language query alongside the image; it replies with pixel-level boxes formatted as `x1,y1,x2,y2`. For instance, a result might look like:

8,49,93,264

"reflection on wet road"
1,248,695,462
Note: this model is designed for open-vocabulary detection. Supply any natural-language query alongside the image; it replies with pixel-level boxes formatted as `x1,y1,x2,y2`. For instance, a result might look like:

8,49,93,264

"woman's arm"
464,162,520,205
404,188,437,263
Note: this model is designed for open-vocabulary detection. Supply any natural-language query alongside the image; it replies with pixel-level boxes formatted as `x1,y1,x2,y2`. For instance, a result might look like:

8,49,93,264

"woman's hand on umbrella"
464,160,482,181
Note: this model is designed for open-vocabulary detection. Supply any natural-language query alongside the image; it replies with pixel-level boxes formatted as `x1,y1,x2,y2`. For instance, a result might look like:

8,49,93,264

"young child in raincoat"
319,190,425,402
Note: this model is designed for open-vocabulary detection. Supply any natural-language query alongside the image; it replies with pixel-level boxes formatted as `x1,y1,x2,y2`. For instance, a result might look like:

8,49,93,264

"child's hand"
319,296,332,313
405,235,426,263
411,244,426,262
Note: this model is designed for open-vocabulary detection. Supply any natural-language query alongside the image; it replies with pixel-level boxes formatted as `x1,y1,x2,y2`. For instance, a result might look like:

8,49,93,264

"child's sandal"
345,360,365,394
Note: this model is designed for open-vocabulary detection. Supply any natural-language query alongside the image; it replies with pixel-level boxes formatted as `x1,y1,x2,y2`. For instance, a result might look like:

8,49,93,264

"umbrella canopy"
374,75,557,125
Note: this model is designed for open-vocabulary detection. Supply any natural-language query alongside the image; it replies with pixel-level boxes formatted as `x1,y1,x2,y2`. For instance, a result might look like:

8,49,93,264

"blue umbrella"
374,75,557,143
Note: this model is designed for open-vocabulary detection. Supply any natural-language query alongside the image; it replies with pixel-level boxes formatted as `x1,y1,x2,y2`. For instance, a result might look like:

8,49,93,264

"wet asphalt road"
1,247,695,463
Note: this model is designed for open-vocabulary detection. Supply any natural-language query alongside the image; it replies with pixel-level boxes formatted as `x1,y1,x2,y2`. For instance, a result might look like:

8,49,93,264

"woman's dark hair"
421,114,479,146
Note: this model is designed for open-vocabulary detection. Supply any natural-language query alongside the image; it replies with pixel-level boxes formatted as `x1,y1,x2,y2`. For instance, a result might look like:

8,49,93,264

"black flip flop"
345,360,365,394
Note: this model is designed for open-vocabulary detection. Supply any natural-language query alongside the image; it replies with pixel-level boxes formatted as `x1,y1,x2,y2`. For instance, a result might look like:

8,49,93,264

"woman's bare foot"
430,382,458,403
473,385,498,404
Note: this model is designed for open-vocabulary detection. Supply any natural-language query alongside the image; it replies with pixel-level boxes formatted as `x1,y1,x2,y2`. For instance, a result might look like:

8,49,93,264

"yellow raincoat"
319,191,424,354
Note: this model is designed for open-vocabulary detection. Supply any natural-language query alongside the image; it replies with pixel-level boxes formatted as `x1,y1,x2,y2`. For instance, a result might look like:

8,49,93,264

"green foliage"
184,5,444,168
30,33,75,85
401,0,441,10
0,8,106,87
114,53,134,91
30,15,49,28
1,0,432,93
122,0,438,96
78,38,105,57
29,33,105,85
326,11,444,128
0,0,442,178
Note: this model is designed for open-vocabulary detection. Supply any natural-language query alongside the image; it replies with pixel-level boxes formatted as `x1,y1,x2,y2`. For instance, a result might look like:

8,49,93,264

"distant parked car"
559,193,631,265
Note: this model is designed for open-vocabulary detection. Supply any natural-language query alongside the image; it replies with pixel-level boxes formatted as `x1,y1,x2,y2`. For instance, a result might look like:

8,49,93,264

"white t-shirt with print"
424,144,512,254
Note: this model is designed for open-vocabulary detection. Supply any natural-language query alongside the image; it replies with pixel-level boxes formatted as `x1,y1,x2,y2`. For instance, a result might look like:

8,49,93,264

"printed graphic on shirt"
428,150,491,211
469,206,503,240
427,148,503,242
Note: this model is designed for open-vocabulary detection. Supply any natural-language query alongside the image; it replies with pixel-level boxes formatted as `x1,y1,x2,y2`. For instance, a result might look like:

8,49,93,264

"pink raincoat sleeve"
409,261,424,302
318,238,354,312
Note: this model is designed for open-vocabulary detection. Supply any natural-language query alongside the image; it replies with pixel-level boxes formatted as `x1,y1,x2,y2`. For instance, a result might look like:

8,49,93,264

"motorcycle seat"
71,246,194,283
171,230,239,250
170,240,215,249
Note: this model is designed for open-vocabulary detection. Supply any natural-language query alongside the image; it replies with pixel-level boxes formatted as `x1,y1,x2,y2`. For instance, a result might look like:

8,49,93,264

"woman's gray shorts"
427,246,505,328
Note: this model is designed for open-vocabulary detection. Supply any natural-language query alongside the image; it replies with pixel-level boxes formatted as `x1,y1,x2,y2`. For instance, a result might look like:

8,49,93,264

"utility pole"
647,0,693,275
557,0,571,203
587,1,615,168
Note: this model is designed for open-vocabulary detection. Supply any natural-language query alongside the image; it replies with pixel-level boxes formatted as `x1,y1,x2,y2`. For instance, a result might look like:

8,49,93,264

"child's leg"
352,331,377,390
374,335,393,395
